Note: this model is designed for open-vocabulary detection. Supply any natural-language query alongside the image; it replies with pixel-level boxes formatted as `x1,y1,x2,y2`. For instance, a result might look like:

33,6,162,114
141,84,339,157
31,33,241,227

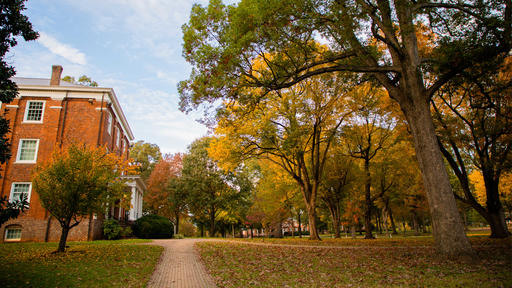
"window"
116,127,120,148
10,183,31,204
23,100,45,123
106,113,112,135
4,226,22,241
16,139,39,163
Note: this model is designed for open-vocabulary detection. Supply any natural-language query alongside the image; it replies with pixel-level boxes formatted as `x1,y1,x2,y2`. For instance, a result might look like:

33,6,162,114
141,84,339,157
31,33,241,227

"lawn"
197,237,512,287
0,239,163,288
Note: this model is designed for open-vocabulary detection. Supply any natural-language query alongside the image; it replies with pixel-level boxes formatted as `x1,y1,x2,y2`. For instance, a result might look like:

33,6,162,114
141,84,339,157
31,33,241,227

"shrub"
133,215,174,239
120,226,133,238
103,219,122,240
174,234,184,239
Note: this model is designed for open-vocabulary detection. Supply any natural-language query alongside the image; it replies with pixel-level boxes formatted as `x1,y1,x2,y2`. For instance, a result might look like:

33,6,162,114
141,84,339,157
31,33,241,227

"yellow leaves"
207,136,240,172
469,170,512,206
468,170,487,206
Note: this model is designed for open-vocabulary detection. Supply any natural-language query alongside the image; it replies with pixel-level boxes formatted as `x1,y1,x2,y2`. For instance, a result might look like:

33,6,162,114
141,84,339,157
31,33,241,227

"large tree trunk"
58,225,70,253
306,204,320,240
484,175,510,238
400,94,473,256
301,185,321,240
332,212,341,238
364,159,374,239
175,212,180,235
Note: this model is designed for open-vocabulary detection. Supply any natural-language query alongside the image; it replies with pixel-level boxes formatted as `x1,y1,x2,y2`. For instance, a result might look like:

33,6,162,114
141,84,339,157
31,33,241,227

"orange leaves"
145,153,183,217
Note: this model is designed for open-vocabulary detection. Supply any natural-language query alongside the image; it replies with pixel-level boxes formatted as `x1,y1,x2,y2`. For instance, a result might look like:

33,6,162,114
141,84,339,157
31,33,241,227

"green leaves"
32,143,133,251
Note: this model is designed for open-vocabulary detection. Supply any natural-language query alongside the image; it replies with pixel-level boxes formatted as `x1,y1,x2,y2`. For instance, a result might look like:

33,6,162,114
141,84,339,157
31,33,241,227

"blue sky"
9,0,225,154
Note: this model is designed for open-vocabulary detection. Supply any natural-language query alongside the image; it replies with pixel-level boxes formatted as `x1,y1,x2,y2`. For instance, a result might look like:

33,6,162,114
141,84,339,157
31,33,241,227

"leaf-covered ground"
0,239,163,288
229,234,511,248
196,238,511,288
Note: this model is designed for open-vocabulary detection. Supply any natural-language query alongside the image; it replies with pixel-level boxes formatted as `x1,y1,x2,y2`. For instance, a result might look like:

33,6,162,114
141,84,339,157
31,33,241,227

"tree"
32,143,133,252
344,84,396,239
182,137,245,237
62,75,99,87
248,159,299,238
0,195,28,227
145,153,187,234
179,0,512,255
319,147,355,238
432,57,512,238
209,74,351,240
0,1,38,164
469,170,512,229
130,141,162,181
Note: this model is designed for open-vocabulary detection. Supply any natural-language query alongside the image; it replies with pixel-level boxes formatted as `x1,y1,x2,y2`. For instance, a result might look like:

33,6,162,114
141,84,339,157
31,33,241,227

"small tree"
32,143,133,252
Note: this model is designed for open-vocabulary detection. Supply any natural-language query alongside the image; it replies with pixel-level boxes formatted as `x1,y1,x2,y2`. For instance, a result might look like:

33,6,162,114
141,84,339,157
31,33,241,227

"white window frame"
15,139,40,163
106,113,113,135
9,182,32,204
116,127,120,148
4,226,22,241
23,100,46,123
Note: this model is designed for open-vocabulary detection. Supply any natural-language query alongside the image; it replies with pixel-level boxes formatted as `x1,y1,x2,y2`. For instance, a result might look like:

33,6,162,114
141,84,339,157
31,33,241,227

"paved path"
145,239,217,288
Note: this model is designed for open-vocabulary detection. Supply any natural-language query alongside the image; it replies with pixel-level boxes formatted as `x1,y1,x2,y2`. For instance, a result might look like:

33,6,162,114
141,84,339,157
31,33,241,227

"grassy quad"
0,239,163,288
197,235,512,288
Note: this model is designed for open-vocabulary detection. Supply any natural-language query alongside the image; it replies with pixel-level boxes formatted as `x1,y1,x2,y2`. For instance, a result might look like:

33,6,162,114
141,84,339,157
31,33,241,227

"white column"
137,189,143,219
129,186,136,221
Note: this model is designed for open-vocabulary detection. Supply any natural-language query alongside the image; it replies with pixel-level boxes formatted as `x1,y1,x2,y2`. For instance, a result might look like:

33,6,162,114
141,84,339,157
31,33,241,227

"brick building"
0,65,145,242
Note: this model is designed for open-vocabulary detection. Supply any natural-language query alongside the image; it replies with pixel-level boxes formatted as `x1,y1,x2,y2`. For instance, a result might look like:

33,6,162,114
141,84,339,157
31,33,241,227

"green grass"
197,237,512,288
0,239,163,288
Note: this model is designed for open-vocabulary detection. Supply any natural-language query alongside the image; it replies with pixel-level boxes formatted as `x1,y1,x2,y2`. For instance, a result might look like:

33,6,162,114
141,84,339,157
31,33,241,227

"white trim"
5,104,19,108
115,127,120,148
23,100,46,123
49,106,62,109
16,86,134,140
4,226,22,241
15,139,40,163
106,112,113,135
9,182,32,204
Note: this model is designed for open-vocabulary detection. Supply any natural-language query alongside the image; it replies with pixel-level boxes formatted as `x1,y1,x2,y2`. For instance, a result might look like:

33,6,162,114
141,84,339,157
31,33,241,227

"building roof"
11,77,135,141
12,77,85,87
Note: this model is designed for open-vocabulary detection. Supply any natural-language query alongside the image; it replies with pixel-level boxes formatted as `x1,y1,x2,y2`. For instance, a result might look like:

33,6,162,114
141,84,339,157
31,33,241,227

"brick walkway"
146,239,217,288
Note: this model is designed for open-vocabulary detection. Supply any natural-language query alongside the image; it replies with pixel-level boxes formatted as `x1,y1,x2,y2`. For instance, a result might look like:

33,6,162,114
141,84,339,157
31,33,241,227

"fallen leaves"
0,240,163,288
196,238,512,288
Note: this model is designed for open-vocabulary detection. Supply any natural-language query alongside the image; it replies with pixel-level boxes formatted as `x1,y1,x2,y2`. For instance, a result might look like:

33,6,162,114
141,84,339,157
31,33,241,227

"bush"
133,215,174,239
121,226,133,238
174,234,184,239
103,219,122,240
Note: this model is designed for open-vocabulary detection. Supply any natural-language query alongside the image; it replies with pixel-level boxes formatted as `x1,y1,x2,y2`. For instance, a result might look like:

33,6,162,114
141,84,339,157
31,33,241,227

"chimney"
50,65,63,86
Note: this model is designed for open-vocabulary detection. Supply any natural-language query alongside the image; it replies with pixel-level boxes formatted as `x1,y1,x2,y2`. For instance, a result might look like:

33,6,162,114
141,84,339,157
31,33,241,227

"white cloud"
38,32,87,65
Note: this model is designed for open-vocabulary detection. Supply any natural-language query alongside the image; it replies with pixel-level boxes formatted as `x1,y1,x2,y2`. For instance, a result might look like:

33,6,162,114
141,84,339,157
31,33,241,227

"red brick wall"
0,94,126,243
